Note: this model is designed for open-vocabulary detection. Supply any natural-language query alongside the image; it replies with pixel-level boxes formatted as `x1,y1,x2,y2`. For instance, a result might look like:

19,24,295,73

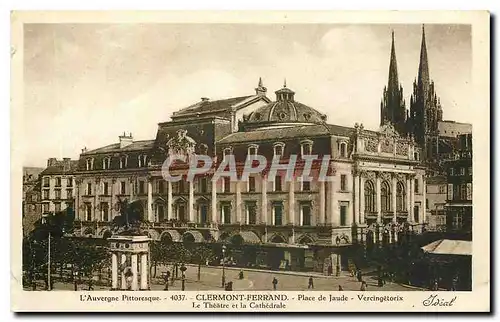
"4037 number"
170,295,186,301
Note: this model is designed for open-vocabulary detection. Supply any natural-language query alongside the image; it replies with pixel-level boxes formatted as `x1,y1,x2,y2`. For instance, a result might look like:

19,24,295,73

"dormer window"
300,140,313,156
273,142,285,158
223,147,232,161
120,156,128,169
247,144,258,156
102,157,111,170
138,154,148,167
86,158,94,171
339,142,347,158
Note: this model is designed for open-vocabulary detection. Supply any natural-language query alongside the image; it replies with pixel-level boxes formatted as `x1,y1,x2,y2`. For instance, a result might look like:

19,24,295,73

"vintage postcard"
11,11,490,312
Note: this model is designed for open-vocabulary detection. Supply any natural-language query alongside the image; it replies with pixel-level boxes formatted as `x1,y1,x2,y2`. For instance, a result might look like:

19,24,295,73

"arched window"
364,180,376,213
247,144,258,156
86,158,94,171
273,142,285,158
396,181,406,211
120,156,128,169
339,142,347,158
102,157,111,170
381,181,391,212
138,154,147,167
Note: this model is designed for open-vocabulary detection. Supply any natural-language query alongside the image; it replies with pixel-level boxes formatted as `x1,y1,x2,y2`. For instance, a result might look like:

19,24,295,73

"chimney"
119,132,133,149
201,97,210,102
63,158,71,171
47,158,57,167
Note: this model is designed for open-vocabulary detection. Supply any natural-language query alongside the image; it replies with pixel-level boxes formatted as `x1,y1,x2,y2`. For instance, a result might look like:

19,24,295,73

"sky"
23,23,471,167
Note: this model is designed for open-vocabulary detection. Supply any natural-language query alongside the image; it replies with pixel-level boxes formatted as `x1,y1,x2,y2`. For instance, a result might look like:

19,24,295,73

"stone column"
376,174,382,223
319,180,325,224
410,176,415,222
131,254,138,291
188,180,194,222
140,253,148,290
392,175,397,223
422,176,427,224
288,178,295,225
94,179,99,221
111,179,116,219
359,175,365,224
235,180,242,224
129,178,135,200
147,179,153,222
111,253,118,289
211,178,217,224
76,180,81,221
406,176,411,220
167,181,172,221
261,176,268,224
120,253,127,290
329,179,338,226
353,172,359,224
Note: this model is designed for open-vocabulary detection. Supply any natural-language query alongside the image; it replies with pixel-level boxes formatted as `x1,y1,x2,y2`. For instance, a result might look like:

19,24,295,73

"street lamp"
180,265,187,291
335,238,341,277
221,245,227,288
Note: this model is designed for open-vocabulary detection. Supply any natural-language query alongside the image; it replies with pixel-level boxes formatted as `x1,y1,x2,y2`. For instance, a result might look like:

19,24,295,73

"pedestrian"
88,279,94,291
356,269,363,282
239,270,244,280
338,285,343,291
308,276,314,289
73,279,78,291
164,271,170,291
272,277,278,290
432,279,439,291
227,281,233,291
360,281,367,291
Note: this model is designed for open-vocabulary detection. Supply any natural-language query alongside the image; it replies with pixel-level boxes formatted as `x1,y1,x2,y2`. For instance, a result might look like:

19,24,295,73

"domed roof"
243,82,327,129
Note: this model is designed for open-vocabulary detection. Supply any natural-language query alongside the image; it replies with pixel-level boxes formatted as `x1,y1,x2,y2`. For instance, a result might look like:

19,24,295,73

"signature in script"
422,294,457,307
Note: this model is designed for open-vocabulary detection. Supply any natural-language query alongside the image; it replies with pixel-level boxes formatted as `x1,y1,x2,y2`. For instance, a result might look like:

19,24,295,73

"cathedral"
379,26,470,170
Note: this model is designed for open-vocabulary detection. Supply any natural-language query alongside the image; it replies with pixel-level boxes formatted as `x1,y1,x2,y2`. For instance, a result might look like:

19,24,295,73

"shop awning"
183,230,205,243
421,239,472,256
232,231,261,244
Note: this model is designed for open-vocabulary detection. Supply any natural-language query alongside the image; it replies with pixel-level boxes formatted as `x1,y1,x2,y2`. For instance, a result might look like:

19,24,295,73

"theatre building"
73,79,426,274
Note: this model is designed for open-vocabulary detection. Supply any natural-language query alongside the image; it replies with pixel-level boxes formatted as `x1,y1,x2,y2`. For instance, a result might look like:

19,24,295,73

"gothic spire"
417,25,430,91
388,30,399,92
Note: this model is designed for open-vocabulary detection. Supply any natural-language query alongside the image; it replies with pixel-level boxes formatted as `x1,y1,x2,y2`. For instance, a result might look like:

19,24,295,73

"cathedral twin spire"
380,25,443,144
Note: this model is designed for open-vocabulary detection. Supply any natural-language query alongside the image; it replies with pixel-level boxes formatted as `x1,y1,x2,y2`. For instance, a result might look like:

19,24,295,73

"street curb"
182,263,349,279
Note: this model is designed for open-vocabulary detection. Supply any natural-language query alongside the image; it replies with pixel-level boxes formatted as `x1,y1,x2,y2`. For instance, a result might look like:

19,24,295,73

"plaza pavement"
30,264,424,291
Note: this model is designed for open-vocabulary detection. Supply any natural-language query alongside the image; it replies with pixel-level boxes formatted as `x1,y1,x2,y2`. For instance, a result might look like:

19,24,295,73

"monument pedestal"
109,235,150,291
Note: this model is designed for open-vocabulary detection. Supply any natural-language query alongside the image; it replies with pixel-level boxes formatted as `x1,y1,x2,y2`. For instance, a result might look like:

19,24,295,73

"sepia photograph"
11,11,490,312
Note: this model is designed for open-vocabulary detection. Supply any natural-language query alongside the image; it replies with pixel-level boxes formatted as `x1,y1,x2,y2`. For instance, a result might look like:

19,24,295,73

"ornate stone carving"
396,142,408,156
365,138,378,152
366,171,376,180
380,139,394,153
379,122,399,138
379,172,392,181
166,129,196,157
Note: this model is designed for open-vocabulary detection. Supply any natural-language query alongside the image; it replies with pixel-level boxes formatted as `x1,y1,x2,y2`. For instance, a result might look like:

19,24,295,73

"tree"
190,244,216,281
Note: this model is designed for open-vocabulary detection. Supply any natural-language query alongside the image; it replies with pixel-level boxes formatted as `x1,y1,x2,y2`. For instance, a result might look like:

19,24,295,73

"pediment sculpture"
166,129,196,157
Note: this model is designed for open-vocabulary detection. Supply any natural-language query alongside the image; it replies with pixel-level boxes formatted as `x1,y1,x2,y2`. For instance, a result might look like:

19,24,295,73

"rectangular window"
413,205,420,223
67,177,73,187
222,204,231,224
460,167,465,176
43,190,49,200
120,181,126,194
248,177,256,192
55,177,61,187
139,181,145,194
302,204,311,226
273,203,283,226
42,203,49,213
101,202,109,221
85,203,92,221
450,167,455,176
460,184,468,200
66,189,73,199
426,199,429,209
452,213,463,230
439,185,446,194
340,175,347,191
103,182,109,195
43,177,50,187
340,205,347,226
199,205,208,223
178,204,186,222
302,180,310,191
247,203,257,225
179,180,185,193
447,183,453,200
468,167,473,176
158,181,164,194
54,189,61,199
466,183,472,200
54,202,61,212
200,177,208,193
274,175,282,192
223,177,230,193
86,182,92,195
414,178,419,194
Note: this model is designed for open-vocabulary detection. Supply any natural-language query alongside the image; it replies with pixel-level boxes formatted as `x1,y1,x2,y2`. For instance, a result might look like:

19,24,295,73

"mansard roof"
82,140,155,156
217,123,354,144
40,161,79,175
